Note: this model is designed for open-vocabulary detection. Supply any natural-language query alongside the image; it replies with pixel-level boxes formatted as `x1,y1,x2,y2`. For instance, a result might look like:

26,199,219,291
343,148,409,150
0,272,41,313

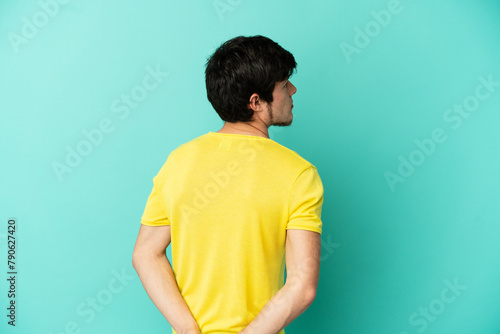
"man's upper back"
140,131,324,333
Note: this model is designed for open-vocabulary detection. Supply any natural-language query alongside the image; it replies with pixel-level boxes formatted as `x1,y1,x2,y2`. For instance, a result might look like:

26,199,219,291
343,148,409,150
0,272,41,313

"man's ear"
248,93,265,112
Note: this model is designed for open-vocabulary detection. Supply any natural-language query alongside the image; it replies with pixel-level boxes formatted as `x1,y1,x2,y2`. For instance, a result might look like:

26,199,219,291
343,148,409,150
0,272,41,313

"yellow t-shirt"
140,131,324,334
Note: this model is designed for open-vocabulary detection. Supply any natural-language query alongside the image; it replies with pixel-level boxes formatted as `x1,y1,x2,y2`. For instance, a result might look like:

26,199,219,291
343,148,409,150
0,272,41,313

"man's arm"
238,229,321,334
132,224,201,334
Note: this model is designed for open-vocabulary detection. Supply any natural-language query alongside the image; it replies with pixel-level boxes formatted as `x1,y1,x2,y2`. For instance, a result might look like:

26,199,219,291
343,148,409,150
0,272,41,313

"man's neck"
216,122,269,139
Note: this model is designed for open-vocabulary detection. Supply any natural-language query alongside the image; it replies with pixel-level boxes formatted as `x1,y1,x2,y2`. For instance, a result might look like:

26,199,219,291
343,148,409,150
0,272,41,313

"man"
132,35,324,334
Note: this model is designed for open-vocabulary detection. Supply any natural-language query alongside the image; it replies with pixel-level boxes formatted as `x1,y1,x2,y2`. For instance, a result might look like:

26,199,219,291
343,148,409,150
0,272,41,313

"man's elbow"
132,248,165,269
132,250,145,269
290,280,317,307
304,286,317,306
131,252,138,269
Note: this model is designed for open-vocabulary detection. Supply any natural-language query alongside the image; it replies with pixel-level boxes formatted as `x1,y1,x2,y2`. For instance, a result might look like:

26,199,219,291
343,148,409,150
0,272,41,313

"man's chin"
273,120,293,127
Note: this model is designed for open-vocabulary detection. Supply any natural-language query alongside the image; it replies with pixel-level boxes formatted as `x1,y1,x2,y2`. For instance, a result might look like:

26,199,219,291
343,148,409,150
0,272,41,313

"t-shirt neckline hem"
208,131,272,140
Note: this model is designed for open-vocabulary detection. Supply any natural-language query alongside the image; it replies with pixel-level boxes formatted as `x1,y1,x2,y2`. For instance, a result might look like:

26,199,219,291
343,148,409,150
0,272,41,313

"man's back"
140,131,324,333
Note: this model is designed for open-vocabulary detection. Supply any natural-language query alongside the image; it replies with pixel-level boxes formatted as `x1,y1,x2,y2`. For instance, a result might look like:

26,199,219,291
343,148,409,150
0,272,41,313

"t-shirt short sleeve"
140,175,171,226
287,165,324,234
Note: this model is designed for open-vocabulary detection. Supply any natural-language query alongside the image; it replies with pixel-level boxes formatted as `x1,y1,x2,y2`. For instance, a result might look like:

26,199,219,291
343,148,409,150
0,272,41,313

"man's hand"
236,229,321,334
132,224,200,334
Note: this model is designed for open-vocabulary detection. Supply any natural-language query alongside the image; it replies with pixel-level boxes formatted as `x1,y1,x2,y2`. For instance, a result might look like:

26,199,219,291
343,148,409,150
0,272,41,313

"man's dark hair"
205,35,297,122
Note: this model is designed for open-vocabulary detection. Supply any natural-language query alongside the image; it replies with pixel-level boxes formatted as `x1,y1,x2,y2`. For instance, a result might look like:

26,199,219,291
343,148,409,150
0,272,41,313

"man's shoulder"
268,139,317,171
151,134,207,177
166,133,210,156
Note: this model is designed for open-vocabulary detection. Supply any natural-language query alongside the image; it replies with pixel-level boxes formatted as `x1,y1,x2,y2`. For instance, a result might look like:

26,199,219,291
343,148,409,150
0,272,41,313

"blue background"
1,0,500,333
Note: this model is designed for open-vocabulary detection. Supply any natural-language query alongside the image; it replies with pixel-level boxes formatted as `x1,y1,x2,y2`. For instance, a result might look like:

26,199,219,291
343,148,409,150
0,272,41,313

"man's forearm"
132,252,200,334
238,278,316,334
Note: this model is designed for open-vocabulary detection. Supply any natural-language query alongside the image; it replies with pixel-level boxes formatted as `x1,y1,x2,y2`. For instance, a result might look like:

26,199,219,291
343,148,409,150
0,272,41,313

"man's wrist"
178,327,201,334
